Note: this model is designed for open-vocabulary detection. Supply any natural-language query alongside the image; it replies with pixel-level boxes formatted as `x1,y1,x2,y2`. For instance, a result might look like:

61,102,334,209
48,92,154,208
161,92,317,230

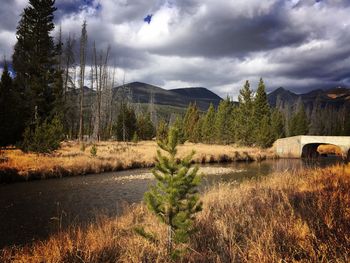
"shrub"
19,116,64,153
132,132,139,144
90,144,97,157
156,119,168,142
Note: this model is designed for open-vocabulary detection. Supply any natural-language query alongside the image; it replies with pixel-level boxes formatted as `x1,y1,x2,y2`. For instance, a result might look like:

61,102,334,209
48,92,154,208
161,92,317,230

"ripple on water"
112,167,246,182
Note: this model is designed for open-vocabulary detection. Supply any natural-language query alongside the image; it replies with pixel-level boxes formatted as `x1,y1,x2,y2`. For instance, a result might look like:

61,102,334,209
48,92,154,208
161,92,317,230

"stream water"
0,158,342,248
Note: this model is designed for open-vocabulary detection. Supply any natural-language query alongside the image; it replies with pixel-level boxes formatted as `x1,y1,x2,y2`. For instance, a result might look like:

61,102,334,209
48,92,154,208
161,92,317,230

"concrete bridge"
274,136,350,160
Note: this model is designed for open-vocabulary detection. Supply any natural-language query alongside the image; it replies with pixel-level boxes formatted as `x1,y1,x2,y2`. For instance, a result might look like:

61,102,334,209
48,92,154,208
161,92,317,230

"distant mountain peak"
273,87,287,92
171,87,222,103
268,87,298,107
113,82,222,110
268,87,350,109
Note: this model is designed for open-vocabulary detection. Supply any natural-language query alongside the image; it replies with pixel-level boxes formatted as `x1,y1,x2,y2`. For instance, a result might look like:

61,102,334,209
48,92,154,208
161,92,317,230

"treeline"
278,96,350,137
170,79,285,148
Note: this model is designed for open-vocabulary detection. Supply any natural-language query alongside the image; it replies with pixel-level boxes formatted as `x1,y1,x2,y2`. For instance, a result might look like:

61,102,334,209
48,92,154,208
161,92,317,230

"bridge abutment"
274,136,350,159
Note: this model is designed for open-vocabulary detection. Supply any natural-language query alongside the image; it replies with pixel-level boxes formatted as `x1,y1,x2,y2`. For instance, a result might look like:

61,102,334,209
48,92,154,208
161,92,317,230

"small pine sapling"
144,127,202,258
90,144,97,157
132,132,139,144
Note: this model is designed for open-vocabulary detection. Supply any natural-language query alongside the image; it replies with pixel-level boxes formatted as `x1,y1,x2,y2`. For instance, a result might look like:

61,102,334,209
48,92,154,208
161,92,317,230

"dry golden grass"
1,164,349,262
0,141,275,182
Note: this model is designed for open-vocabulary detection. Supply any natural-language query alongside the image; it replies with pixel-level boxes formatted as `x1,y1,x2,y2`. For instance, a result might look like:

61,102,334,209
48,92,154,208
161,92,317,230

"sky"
0,0,350,99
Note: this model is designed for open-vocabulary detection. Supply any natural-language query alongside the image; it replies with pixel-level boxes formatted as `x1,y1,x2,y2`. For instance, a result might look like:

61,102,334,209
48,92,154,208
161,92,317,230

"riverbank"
1,164,349,262
0,141,276,183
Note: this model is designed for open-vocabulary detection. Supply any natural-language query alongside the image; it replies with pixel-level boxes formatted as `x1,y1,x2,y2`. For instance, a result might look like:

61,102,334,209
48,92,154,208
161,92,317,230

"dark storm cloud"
151,1,307,58
1,0,350,97
0,1,25,32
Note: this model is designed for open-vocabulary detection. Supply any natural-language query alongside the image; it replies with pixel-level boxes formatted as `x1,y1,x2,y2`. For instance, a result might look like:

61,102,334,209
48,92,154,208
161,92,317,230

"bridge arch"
301,143,343,159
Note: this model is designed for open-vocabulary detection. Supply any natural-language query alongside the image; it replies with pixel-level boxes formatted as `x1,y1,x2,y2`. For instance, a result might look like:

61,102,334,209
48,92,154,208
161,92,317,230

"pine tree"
156,119,169,142
171,116,185,144
137,113,155,140
115,103,137,141
271,109,285,140
13,0,58,121
235,80,255,145
51,25,64,116
192,115,204,143
19,115,64,153
289,99,309,136
256,116,274,148
254,78,271,122
253,78,273,147
0,61,23,147
215,97,234,144
144,127,202,258
183,103,200,142
201,103,216,144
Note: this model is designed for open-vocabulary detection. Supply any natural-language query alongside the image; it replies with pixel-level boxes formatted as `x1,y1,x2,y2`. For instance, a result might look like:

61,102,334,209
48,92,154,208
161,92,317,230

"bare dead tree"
63,34,75,101
78,20,88,142
92,43,111,141
109,66,116,138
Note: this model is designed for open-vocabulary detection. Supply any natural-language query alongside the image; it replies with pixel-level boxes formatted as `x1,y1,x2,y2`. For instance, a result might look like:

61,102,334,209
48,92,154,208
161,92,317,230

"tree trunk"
167,225,173,255
78,21,87,142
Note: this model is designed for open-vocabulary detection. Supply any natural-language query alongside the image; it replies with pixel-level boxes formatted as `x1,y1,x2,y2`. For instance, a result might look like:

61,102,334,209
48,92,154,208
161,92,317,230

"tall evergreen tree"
271,109,285,140
12,0,58,121
289,99,309,136
256,116,274,148
192,115,204,143
201,103,216,144
253,78,271,123
253,78,274,147
0,61,23,146
215,97,234,144
235,80,255,145
52,25,64,116
144,127,202,258
183,103,200,142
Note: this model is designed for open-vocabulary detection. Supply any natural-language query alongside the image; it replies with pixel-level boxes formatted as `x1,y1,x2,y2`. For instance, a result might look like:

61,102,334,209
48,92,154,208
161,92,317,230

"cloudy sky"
1,0,350,98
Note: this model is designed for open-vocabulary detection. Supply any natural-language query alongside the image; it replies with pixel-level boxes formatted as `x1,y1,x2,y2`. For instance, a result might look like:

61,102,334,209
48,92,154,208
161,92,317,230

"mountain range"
113,82,222,110
268,86,350,110
81,81,350,111
115,82,350,110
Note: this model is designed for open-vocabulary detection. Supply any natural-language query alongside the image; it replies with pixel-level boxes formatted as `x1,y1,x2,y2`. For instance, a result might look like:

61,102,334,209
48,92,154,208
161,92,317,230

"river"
0,158,342,248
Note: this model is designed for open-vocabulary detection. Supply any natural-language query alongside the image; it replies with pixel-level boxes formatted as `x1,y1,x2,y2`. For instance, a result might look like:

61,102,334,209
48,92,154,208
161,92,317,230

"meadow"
0,141,276,183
